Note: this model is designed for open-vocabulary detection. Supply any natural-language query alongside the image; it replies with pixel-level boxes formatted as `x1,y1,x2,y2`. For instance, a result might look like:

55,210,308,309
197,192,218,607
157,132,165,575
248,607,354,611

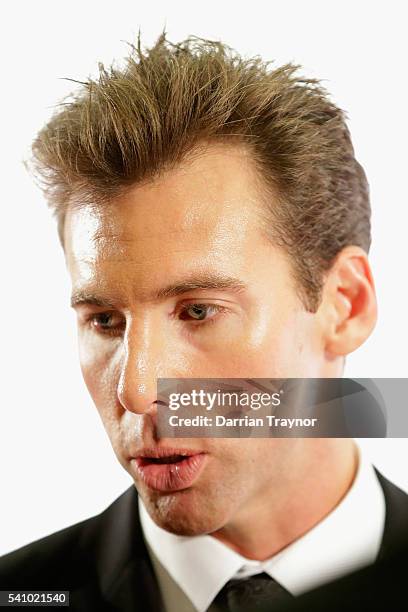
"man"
1,32,407,612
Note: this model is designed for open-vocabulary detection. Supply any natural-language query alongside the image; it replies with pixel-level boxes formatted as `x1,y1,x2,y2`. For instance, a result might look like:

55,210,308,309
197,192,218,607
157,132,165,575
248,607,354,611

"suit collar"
375,468,408,561
77,484,165,612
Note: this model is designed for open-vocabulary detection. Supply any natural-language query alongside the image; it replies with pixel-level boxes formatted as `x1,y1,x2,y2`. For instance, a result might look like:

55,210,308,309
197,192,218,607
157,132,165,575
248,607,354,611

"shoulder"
0,486,139,591
0,518,93,589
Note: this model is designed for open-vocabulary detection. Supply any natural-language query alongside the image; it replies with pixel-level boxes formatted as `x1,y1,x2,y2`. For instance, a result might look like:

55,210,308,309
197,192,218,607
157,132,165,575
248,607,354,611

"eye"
178,303,225,323
88,312,125,335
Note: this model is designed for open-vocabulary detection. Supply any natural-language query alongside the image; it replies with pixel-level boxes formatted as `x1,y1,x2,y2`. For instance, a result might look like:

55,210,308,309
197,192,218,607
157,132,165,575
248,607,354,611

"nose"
116,315,174,416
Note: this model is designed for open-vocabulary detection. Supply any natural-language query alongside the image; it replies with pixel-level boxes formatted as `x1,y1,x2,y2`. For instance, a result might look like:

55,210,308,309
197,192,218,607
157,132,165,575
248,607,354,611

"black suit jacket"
0,469,407,611
276,469,408,612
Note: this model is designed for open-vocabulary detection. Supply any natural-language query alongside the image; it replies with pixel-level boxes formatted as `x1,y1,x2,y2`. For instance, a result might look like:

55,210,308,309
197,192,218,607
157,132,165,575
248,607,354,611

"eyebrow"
70,274,247,308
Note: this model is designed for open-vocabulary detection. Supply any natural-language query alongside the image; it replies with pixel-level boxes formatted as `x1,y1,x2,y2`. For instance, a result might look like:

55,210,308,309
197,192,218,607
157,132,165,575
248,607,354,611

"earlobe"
324,247,377,356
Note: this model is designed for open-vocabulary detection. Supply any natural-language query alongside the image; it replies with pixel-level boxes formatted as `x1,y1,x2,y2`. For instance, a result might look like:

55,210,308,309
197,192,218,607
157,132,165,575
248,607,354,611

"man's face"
65,143,331,535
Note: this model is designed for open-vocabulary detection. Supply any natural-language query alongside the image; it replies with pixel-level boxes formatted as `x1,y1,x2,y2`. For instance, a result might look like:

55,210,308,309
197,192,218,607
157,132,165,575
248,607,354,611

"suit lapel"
87,485,165,612
374,468,408,562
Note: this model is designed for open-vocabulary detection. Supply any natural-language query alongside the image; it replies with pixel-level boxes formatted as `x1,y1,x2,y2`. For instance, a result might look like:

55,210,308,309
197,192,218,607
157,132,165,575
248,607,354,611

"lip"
131,449,208,492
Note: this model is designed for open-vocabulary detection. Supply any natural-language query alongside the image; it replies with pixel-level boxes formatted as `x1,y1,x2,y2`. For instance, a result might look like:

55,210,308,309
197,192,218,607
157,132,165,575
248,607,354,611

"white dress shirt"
139,444,385,612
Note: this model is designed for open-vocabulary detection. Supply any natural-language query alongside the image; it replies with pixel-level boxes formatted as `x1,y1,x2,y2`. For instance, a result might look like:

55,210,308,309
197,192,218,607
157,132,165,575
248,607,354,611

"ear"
320,246,378,356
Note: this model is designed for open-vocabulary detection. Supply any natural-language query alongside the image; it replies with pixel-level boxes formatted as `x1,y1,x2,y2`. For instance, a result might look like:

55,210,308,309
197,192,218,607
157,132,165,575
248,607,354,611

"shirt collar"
139,444,385,612
139,499,246,612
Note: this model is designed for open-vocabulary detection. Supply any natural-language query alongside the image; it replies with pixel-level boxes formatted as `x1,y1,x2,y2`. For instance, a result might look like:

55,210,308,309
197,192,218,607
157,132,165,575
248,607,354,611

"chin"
140,486,229,536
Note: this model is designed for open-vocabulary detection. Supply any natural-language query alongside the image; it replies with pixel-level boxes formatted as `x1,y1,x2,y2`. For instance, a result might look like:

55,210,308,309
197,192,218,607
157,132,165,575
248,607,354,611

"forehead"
64,143,273,291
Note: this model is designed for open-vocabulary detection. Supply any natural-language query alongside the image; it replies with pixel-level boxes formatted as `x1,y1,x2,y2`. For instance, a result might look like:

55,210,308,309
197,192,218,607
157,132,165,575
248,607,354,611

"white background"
0,0,407,555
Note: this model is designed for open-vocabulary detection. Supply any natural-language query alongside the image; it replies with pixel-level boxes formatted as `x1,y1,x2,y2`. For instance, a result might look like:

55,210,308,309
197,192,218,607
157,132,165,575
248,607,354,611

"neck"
211,439,358,560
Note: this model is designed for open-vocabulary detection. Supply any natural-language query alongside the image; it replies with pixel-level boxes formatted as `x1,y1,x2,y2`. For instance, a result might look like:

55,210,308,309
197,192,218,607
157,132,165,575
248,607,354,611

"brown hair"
29,31,371,312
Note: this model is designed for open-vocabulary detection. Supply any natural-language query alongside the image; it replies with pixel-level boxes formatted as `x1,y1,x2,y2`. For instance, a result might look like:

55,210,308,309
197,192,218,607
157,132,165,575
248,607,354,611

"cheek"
252,320,317,377
79,350,126,458
211,306,318,378
78,335,121,414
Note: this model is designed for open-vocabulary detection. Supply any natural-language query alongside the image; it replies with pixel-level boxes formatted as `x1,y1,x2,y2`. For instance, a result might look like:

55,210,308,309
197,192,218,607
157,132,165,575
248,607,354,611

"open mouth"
140,454,191,465
133,452,207,492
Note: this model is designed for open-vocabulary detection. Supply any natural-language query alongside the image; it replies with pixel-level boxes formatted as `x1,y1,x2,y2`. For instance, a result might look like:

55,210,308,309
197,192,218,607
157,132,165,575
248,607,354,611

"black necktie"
210,572,294,612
